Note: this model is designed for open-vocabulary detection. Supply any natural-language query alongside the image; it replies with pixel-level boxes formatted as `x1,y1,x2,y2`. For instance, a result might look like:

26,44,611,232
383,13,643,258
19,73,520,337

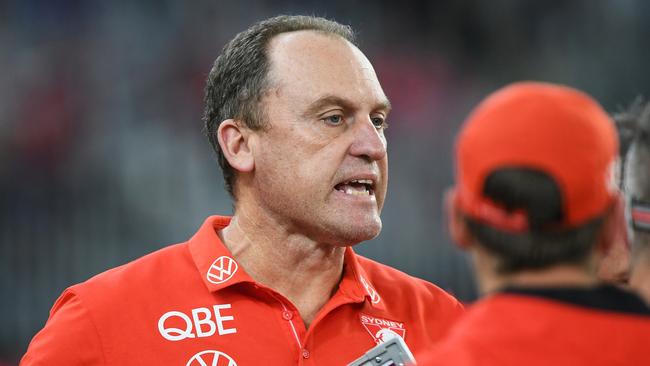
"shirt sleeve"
20,289,105,365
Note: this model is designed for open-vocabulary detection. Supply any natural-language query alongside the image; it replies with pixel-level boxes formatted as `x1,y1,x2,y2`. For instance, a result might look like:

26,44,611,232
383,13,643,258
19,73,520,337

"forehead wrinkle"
269,31,379,84
301,95,392,119
302,95,355,118
266,31,390,120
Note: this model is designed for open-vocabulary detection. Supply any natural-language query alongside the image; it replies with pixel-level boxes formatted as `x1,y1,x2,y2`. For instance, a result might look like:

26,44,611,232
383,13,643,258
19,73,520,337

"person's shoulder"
22,242,197,363
355,254,462,308
21,288,107,365
69,242,193,301
416,338,485,366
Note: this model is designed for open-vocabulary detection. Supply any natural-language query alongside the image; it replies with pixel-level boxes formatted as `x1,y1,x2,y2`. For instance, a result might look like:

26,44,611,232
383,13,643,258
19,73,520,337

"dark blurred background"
2,0,649,362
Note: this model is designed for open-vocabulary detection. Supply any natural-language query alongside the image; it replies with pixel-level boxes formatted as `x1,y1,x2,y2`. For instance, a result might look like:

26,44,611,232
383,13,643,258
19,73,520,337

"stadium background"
2,0,650,363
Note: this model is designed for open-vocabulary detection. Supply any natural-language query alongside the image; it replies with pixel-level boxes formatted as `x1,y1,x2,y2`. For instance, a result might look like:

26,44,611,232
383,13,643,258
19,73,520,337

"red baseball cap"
453,82,618,232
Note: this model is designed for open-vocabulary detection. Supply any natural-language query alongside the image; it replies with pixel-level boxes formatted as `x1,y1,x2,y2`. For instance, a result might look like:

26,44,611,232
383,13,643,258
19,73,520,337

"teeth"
344,186,370,196
350,179,373,185
335,178,374,196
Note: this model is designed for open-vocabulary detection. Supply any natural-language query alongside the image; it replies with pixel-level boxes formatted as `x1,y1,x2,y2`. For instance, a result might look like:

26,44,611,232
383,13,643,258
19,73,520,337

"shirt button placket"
301,349,310,359
282,310,293,321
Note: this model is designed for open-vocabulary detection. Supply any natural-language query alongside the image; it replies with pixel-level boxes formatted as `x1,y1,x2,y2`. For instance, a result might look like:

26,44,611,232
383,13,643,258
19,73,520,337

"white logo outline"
375,328,400,343
359,275,381,304
360,313,406,344
207,256,238,284
186,350,237,366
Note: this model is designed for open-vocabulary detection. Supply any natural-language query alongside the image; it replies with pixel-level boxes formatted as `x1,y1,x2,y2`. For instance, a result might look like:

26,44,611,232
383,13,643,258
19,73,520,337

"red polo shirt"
22,216,463,365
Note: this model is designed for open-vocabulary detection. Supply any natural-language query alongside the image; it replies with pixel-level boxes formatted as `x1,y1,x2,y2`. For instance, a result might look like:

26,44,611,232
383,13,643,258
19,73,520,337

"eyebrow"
302,95,392,118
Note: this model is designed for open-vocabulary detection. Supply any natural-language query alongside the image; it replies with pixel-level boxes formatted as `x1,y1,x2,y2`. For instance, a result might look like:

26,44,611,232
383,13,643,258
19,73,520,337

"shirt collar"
188,215,256,292
188,215,384,309
340,247,386,309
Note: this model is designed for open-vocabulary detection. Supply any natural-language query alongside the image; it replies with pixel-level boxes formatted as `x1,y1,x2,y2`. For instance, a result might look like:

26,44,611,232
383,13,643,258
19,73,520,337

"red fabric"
455,82,618,232
21,216,463,365
417,293,650,366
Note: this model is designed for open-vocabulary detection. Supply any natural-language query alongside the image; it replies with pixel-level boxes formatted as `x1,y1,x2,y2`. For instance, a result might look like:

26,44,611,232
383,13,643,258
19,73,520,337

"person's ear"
444,189,474,250
217,119,255,173
598,193,628,254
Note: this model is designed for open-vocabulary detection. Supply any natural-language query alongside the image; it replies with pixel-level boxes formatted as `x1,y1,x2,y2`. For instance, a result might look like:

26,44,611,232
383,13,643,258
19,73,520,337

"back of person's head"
615,99,650,258
451,82,619,274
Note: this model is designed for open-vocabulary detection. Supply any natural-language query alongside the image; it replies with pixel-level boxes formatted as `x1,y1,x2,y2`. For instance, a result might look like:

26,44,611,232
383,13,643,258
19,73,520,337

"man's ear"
217,119,255,173
598,193,628,255
444,188,474,250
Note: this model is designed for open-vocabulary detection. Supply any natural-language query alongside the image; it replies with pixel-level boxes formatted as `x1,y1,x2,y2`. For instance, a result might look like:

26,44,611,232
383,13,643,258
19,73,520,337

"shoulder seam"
66,289,109,365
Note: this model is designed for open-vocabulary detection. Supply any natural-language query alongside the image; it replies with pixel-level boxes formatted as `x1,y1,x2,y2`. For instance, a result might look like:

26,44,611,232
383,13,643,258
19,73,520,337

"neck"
630,249,650,304
220,206,346,327
473,246,599,295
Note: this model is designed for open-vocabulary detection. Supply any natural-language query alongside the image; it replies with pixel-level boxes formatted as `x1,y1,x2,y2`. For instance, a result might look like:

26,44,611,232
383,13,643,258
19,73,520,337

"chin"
328,219,382,246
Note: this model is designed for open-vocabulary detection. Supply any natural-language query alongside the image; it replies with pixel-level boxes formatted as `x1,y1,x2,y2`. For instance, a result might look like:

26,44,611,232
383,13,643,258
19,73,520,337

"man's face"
249,31,390,246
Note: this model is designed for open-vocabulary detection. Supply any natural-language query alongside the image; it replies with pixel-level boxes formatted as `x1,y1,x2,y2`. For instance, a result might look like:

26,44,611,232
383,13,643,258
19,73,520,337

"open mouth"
334,179,375,196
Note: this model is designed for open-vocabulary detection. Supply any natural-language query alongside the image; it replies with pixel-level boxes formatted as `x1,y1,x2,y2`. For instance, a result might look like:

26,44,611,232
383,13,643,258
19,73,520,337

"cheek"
373,158,389,211
379,155,389,186
254,142,294,184
257,144,320,191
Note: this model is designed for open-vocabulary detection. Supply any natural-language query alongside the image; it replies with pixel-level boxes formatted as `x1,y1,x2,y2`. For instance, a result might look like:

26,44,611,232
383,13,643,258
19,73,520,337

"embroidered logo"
186,350,237,366
359,275,381,304
207,256,238,284
360,314,406,344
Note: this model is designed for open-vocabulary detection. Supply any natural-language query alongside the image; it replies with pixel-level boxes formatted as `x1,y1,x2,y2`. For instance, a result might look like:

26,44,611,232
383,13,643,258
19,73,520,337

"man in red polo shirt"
417,82,650,366
22,15,463,365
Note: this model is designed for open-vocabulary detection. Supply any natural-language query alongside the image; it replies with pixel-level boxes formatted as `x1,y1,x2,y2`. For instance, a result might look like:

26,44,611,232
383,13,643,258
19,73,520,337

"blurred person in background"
596,157,630,285
613,99,650,303
417,82,650,366
21,15,463,365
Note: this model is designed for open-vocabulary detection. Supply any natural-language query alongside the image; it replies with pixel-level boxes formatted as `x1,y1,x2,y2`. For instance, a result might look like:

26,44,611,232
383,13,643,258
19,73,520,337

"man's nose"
348,117,387,161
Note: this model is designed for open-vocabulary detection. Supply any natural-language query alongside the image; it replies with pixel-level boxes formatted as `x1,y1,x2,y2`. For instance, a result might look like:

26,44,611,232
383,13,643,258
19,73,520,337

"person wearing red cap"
21,16,463,365
417,82,650,366
612,99,650,303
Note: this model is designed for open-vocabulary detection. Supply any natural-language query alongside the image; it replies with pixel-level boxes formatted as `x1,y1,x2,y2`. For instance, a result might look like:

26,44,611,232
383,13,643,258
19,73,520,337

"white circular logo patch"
206,256,238,284
186,350,237,366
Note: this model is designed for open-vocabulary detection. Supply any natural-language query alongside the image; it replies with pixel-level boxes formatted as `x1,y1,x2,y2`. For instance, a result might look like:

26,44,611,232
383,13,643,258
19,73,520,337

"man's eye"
323,115,343,125
371,117,388,130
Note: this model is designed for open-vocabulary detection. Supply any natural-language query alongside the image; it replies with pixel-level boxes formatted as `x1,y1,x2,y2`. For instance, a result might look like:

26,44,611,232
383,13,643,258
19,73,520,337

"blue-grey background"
2,0,649,363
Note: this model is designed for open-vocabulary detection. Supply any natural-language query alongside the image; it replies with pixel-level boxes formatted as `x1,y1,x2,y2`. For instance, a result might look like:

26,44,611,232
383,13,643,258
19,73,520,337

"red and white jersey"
22,216,464,365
